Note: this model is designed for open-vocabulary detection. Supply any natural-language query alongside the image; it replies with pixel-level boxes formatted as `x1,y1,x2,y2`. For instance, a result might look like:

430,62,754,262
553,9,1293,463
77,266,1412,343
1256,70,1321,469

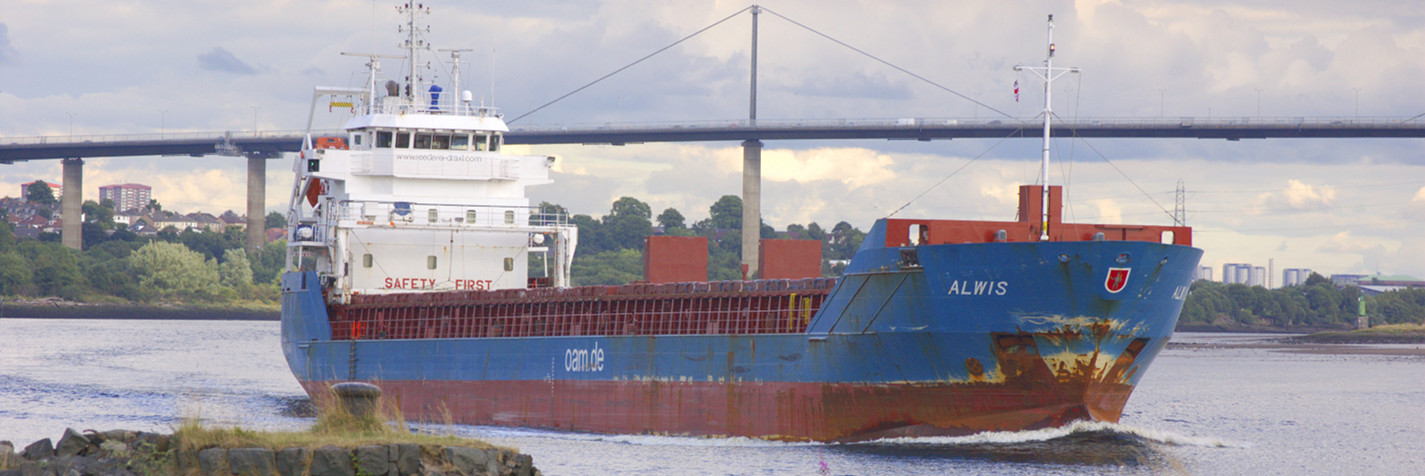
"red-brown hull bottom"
302,379,1134,442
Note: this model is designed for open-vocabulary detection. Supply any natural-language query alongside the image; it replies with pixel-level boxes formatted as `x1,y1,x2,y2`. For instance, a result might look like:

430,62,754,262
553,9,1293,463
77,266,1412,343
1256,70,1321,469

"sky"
1,0,1422,282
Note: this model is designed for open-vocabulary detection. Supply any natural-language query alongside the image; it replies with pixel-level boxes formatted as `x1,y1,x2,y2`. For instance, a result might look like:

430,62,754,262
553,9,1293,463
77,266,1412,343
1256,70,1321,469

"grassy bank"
1289,323,1425,344
177,392,499,452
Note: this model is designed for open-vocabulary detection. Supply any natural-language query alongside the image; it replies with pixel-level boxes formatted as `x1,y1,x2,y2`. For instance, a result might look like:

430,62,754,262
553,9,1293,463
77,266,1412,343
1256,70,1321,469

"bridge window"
490,133,501,152
451,133,470,151
376,131,393,148
413,132,433,149
350,133,363,147
474,134,488,151
395,132,411,148
431,133,449,150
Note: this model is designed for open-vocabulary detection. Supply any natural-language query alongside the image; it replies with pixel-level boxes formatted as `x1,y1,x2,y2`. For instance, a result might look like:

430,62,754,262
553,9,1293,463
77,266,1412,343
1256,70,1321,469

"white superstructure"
287,4,576,302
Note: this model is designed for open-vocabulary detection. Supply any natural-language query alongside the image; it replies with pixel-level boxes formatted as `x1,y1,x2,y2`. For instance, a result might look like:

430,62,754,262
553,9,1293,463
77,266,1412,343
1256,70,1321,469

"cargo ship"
280,9,1202,442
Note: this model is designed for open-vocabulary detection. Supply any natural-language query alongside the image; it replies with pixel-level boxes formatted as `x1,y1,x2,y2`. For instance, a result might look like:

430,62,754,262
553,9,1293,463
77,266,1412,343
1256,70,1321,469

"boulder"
354,445,389,476
229,448,277,476
198,447,229,476
276,447,312,476
54,428,90,458
393,444,422,476
310,446,354,476
510,453,535,476
443,447,486,475
20,439,52,461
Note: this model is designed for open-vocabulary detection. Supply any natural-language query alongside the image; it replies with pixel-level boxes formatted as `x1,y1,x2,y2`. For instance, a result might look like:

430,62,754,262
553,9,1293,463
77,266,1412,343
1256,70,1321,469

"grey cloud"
198,47,258,75
0,23,18,65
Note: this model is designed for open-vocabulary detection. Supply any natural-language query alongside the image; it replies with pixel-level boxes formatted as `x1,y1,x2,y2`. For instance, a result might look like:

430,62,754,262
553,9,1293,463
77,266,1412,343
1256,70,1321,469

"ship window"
362,253,373,268
395,132,411,148
376,131,393,148
466,209,477,223
351,134,363,146
428,208,438,223
413,132,433,149
490,134,501,152
474,134,488,151
451,133,470,150
504,210,515,224
504,257,514,271
431,133,450,150
427,256,437,270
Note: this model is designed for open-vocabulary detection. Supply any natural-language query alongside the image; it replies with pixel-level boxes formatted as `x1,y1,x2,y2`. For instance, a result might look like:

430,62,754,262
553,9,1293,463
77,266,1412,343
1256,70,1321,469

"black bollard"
331,382,383,418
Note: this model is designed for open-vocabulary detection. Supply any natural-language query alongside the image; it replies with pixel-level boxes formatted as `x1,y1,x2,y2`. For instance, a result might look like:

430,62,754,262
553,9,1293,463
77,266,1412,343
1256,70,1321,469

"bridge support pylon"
741,139,762,277
246,156,266,252
61,158,83,250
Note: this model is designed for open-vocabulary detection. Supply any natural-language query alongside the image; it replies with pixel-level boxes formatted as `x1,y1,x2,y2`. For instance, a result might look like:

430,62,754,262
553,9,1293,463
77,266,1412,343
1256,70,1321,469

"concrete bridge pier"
61,158,83,250
246,156,266,252
741,139,762,277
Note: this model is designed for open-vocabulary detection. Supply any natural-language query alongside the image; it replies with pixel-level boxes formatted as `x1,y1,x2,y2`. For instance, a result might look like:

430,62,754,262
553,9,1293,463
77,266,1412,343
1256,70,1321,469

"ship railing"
331,277,839,340
332,200,568,229
373,101,502,118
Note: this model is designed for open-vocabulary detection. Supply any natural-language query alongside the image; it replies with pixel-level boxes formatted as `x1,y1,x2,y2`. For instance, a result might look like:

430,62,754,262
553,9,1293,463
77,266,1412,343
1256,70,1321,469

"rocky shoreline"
1,428,538,476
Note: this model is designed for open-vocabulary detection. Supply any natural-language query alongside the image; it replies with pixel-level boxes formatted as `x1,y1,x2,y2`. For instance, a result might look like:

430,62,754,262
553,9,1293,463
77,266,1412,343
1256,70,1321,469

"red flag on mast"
1014,80,1020,102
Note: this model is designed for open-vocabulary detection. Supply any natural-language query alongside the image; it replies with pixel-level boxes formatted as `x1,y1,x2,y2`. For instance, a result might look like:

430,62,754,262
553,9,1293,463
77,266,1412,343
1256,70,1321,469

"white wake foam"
861,420,1246,448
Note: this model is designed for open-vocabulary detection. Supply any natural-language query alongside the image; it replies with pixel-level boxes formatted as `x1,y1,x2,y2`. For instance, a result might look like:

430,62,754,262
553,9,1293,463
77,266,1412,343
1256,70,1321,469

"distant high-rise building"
19,181,62,201
1196,266,1214,282
1283,268,1313,287
1250,266,1266,287
98,183,152,212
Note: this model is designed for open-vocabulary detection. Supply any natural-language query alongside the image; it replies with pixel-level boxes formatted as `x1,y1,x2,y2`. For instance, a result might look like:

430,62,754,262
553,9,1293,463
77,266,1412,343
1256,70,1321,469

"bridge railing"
507,115,1423,133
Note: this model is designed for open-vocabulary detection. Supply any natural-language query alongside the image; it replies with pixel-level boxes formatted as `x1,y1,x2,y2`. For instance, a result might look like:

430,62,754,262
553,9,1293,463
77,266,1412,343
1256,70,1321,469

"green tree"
82,199,116,230
128,241,221,301
570,249,643,286
609,196,652,219
19,241,82,298
656,208,686,230
219,249,254,287
708,195,741,230
0,251,32,295
250,239,287,284
265,211,287,229
26,181,57,205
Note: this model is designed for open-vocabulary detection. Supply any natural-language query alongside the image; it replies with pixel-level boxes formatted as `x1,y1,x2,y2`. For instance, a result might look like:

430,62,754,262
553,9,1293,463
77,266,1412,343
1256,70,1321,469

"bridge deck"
3,116,1422,162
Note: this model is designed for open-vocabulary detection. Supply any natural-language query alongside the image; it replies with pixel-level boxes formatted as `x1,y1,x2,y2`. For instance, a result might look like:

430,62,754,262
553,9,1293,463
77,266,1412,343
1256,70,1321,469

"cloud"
1254,179,1336,211
197,47,258,75
0,23,17,65
1317,231,1382,254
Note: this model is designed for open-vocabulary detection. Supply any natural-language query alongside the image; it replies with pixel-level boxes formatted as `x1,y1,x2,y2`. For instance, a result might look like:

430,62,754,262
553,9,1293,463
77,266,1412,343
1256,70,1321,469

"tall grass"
175,386,499,451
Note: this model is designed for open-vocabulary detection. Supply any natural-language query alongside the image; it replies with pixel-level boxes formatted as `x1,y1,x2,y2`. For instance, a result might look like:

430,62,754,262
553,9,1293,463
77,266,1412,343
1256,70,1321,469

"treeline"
549,195,867,286
1181,273,1425,328
0,199,286,305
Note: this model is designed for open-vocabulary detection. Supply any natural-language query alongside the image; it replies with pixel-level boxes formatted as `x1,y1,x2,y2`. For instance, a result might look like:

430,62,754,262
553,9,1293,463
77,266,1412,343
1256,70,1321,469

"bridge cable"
884,127,1027,218
508,6,755,124
759,7,1017,120
1060,124,1178,224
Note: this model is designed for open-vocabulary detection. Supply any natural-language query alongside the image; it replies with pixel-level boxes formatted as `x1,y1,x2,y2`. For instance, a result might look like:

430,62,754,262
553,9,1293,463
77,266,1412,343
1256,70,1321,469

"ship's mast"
1014,15,1078,241
398,2,431,104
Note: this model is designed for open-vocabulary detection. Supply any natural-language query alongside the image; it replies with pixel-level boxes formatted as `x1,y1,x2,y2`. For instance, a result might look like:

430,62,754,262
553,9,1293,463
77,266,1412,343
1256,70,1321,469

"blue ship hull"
281,219,1201,442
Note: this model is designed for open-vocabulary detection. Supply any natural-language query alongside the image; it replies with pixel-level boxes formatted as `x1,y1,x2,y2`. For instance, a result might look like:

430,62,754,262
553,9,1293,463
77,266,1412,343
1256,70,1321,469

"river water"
1,318,1421,475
